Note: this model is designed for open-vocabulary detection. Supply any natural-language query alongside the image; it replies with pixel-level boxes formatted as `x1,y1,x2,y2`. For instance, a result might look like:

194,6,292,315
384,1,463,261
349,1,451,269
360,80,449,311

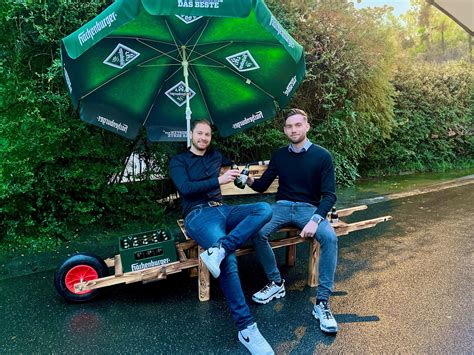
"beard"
191,139,210,151
288,134,306,145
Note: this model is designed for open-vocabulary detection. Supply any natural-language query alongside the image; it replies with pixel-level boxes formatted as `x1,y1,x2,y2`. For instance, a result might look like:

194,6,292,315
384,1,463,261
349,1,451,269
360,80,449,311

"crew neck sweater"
250,144,336,218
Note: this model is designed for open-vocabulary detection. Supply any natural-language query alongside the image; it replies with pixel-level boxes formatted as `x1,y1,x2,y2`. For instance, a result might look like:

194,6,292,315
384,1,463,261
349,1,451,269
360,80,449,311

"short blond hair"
285,108,308,122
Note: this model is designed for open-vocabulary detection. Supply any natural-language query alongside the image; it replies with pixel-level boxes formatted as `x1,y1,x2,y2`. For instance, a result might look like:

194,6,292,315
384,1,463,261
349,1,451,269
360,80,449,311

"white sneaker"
238,323,274,355
252,280,285,304
199,244,226,278
312,300,338,334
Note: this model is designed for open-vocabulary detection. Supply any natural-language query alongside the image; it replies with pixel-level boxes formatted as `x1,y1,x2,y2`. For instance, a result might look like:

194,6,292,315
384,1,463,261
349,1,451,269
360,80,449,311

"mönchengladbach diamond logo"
103,44,140,69
165,81,196,107
226,50,260,72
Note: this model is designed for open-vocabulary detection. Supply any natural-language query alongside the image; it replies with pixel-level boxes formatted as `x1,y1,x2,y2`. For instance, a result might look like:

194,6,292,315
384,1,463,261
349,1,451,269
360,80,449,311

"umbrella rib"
187,63,226,68
140,63,181,68
136,39,182,64
190,48,276,100
186,18,210,59
80,70,132,101
193,40,284,47
142,59,188,127
80,47,178,100
142,81,166,127
188,42,234,65
163,65,185,83
108,36,175,47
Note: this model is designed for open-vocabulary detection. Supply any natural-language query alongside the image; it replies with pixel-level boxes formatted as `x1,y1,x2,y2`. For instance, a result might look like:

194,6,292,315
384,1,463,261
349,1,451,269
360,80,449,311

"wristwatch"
310,215,325,225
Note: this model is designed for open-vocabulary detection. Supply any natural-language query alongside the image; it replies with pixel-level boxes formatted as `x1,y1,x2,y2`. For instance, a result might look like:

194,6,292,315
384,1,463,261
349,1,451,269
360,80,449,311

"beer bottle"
235,163,250,189
233,163,242,188
330,206,339,223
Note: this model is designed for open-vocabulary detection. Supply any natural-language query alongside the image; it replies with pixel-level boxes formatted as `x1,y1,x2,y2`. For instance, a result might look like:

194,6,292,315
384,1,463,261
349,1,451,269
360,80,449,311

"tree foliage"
401,0,472,62
0,1,166,251
360,61,473,175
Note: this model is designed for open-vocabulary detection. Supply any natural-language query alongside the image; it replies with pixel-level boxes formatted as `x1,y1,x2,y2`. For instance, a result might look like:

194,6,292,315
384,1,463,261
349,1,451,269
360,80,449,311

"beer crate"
119,229,177,273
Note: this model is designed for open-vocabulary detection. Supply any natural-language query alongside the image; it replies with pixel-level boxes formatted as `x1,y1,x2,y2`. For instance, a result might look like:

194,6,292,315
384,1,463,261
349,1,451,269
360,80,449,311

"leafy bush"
360,61,473,175
0,1,166,251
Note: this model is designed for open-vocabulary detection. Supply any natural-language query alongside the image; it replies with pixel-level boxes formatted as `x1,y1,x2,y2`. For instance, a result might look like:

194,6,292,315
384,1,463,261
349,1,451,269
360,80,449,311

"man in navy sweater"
247,109,339,334
169,120,274,354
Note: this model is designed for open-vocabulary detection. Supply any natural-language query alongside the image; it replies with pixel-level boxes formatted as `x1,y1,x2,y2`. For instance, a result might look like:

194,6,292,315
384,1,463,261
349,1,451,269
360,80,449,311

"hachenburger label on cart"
131,258,171,271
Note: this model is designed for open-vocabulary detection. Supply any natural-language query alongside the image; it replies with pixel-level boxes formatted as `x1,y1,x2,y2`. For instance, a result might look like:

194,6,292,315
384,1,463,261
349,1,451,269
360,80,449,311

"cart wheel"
54,253,109,303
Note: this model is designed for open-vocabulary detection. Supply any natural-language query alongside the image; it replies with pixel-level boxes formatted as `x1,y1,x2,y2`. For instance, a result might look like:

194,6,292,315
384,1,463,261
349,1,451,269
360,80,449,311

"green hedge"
0,1,167,251
360,61,473,175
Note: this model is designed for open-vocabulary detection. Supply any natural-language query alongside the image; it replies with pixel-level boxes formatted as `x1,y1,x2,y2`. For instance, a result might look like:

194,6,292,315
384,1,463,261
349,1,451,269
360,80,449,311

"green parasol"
61,0,306,145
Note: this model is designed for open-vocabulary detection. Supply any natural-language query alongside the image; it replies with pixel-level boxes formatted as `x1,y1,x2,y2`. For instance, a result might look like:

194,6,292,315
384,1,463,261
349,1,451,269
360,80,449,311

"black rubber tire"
54,253,109,303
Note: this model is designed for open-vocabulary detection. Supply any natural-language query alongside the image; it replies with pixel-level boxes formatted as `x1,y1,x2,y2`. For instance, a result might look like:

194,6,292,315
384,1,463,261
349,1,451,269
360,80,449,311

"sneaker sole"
252,290,286,304
312,309,338,334
199,253,220,278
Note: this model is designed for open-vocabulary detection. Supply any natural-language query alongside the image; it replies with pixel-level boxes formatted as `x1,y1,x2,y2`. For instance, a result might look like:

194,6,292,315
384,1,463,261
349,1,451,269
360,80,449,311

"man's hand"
218,169,240,185
299,220,318,238
246,175,254,186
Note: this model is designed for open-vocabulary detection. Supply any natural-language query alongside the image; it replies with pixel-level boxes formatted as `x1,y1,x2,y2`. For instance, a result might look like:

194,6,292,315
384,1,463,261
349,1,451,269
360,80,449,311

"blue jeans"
184,202,273,330
251,200,338,300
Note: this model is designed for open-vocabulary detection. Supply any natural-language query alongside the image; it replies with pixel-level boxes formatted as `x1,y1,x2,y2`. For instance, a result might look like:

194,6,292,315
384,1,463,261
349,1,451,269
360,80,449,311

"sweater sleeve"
169,155,220,197
250,151,278,193
314,152,337,218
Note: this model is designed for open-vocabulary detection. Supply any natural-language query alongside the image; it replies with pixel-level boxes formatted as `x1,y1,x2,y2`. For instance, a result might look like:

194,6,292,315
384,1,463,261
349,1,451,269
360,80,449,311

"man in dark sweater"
169,120,274,354
247,109,339,334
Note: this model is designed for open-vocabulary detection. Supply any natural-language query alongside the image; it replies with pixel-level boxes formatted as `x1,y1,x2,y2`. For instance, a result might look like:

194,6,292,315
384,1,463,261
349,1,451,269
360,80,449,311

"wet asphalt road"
0,183,472,354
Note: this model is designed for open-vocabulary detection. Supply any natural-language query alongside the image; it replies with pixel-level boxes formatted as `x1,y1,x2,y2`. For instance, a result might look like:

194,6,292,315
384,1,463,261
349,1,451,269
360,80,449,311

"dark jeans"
252,201,338,300
184,202,272,330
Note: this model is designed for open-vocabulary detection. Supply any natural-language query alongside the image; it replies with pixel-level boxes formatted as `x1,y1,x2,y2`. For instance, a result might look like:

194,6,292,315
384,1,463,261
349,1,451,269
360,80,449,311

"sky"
353,0,411,17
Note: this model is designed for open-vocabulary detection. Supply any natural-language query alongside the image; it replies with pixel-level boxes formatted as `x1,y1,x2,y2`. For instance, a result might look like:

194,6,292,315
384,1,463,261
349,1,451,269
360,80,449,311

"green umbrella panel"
61,0,306,143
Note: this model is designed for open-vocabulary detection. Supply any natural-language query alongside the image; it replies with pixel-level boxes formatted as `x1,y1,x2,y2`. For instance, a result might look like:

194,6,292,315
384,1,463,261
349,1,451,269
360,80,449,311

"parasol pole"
182,46,192,147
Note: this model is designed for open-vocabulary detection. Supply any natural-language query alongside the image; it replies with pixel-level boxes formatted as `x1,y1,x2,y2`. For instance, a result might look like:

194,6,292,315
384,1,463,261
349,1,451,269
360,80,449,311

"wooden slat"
142,267,167,283
235,236,306,257
220,180,279,195
114,255,123,277
188,243,198,278
198,246,210,302
74,260,188,292
307,239,320,287
220,163,269,176
104,257,114,268
286,244,296,267
335,216,392,236
177,219,191,240
335,205,368,217
176,243,187,262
